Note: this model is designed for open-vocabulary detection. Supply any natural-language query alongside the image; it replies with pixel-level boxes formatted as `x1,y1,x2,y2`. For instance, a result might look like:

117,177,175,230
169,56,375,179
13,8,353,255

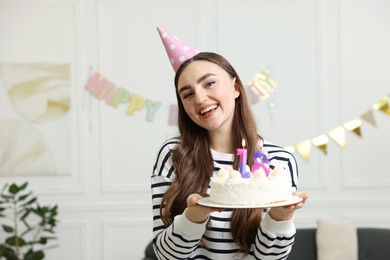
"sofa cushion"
316,219,358,260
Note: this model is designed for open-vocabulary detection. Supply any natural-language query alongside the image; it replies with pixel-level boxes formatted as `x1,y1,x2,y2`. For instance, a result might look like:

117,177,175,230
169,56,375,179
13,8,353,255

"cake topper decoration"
157,27,200,72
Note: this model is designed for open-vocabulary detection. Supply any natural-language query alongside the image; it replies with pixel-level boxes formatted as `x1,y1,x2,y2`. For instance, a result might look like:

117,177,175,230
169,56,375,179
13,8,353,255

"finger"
284,201,304,210
190,196,199,205
298,192,309,200
187,194,203,207
187,196,197,206
293,192,309,205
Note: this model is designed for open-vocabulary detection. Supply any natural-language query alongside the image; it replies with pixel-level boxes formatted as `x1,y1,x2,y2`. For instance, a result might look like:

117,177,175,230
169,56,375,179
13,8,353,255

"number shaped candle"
236,138,249,178
251,139,271,176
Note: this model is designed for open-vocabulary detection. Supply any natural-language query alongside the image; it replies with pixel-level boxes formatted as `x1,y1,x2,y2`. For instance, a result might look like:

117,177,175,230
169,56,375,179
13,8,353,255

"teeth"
200,105,217,115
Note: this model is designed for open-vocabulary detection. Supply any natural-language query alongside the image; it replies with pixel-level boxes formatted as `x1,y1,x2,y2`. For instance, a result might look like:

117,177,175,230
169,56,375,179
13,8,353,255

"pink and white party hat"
157,27,200,72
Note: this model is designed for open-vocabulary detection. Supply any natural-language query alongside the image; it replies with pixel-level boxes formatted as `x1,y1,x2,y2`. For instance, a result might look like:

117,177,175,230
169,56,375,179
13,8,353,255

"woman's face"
177,60,240,133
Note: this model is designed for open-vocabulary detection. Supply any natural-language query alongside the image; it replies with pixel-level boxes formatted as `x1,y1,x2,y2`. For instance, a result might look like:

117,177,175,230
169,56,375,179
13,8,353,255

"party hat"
157,27,200,72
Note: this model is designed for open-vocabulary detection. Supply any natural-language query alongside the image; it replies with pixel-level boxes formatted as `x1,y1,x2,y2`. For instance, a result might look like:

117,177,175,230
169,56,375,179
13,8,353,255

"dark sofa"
143,228,390,260
288,228,390,260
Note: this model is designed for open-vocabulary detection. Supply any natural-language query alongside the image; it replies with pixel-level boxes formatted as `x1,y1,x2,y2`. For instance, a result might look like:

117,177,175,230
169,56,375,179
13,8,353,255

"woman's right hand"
185,194,223,223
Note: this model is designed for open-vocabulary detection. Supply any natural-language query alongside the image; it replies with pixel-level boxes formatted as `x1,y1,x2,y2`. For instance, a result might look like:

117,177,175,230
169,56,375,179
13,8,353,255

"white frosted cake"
209,166,293,205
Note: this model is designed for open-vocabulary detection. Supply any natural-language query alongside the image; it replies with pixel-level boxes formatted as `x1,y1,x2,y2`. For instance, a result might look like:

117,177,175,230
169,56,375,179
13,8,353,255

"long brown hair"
160,52,262,254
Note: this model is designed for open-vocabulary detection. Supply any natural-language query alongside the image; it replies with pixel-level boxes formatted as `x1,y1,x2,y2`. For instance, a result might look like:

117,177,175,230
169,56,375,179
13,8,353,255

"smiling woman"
176,60,239,132
151,28,307,259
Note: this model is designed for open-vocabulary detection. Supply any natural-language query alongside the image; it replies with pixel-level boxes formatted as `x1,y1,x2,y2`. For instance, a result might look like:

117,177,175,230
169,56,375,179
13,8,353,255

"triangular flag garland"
328,126,346,148
311,135,329,155
360,110,376,127
84,69,277,124
84,71,389,161
289,95,390,160
374,96,390,115
343,118,362,137
294,140,312,160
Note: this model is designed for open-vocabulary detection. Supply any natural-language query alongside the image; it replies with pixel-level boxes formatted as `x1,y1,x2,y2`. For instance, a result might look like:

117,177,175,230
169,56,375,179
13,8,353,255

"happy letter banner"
85,72,162,122
84,69,277,125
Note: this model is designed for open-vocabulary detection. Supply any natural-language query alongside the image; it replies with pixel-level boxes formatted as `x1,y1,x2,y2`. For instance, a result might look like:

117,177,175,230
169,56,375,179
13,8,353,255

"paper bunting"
247,68,277,104
285,146,296,154
360,110,376,127
343,118,362,137
312,135,329,155
373,96,390,115
289,94,389,160
295,140,312,160
84,72,162,122
168,104,178,125
85,69,278,124
83,71,388,160
328,126,347,148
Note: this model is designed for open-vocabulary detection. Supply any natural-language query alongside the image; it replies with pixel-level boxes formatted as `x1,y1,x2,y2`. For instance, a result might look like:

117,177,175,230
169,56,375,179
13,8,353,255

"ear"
232,77,240,98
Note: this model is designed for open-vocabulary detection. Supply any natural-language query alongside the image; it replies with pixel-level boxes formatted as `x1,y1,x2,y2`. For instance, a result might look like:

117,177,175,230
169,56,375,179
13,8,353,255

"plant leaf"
0,244,5,256
21,197,37,207
43,228,55,234
20,209,32,221
9,184,20,194
1,183,9,194
50,205,58,213
23,249,45,260
18,191,33,201
0,246,18,260
38,237,47,245
5,236,26,247
1,224,14,233
0,194,13,200
8,182,28,195
42,236,57,241
19,182,28,191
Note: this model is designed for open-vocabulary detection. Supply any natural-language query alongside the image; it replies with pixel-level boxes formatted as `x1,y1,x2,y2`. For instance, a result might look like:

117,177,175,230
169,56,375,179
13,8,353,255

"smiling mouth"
200,105,218,115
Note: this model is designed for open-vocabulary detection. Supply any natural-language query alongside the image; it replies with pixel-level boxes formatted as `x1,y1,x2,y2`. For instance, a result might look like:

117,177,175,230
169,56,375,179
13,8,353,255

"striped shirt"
151,137,299,260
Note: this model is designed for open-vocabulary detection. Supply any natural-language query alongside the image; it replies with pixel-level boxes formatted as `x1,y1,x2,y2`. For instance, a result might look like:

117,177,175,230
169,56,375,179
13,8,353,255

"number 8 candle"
251,139,271,176
236,138,248,177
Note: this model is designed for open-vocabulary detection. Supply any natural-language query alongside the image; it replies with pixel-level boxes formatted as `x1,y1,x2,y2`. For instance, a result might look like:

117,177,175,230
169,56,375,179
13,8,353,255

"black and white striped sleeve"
254,213,295,259
151,138,206,259
264,142,299,191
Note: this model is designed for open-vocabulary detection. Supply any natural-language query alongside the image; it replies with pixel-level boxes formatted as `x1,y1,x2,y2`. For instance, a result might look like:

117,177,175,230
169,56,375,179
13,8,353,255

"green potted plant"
0,182,58,260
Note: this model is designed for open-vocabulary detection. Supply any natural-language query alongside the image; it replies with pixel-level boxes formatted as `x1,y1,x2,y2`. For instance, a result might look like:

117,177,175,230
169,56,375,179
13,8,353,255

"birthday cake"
209,165,293,205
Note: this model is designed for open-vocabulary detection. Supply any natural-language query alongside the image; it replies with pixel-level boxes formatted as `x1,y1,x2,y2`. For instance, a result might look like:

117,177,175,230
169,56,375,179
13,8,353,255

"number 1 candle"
236,138,248,177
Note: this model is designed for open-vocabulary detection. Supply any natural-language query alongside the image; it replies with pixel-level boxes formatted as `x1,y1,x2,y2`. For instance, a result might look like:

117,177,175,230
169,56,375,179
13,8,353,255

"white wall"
0,0,389,259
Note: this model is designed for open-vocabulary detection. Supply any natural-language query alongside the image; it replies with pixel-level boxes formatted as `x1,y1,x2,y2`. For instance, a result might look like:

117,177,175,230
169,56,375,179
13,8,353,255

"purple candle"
236,139,248,177
251,139,271,176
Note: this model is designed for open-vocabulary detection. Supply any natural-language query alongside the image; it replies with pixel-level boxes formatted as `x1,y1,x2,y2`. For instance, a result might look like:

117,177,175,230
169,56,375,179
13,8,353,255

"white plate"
197,195,303,209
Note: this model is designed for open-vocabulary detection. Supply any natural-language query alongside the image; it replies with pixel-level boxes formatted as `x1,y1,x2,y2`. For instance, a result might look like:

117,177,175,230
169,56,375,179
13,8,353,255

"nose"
194,88,207,103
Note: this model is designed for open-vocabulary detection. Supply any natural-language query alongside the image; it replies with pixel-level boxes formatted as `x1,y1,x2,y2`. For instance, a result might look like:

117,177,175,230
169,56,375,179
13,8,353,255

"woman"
151,52,308,259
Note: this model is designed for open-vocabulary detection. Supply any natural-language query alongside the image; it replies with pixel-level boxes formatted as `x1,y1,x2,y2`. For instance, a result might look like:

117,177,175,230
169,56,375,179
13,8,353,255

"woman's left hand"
268,191,308,221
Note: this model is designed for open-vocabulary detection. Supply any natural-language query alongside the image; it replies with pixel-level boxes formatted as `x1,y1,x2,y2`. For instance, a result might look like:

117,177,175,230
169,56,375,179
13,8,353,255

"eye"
181,91,193,100
205,81,215,87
